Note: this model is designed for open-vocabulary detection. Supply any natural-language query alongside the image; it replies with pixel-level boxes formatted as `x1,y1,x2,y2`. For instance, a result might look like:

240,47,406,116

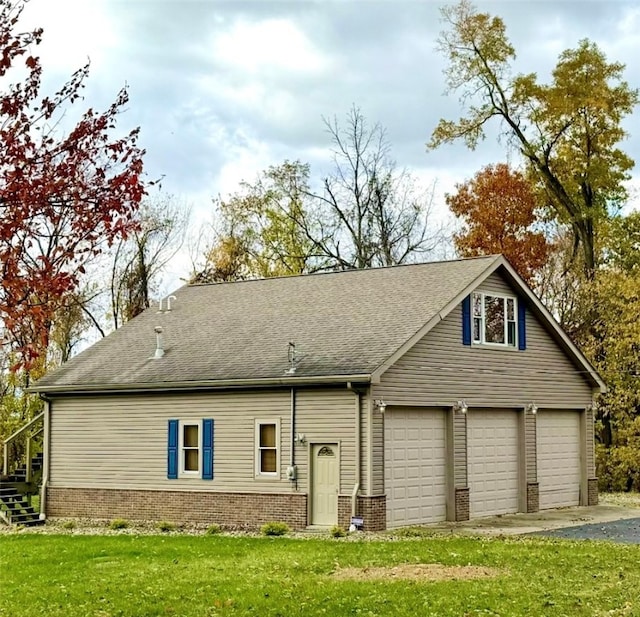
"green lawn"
1,533,639,616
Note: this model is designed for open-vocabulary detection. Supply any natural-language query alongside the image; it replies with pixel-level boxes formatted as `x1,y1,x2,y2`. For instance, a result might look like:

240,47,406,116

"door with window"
311,444,339,526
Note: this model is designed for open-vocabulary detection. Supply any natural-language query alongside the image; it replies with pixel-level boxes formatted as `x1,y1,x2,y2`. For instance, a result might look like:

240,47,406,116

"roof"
32,255,605,393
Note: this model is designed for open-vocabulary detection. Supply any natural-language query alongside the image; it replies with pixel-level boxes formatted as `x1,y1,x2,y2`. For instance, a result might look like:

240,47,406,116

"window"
167,419,214,480
180,422,200,474
472,292,517,347
255,420,280,476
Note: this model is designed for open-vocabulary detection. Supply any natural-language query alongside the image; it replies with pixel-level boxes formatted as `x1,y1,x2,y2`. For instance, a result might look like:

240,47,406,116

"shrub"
597,443,640,492
109,518,130,530
330,525,346,538
61,520,76,530
156,520,177,533
260,521,290,536
205,524,222,535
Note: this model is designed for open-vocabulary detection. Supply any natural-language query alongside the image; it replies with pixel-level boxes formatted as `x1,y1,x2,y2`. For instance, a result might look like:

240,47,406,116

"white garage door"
384,407,447,528
538,411,581,509
468,410,519,517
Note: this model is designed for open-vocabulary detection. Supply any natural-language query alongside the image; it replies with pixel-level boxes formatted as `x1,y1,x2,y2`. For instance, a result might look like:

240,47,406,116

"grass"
1,533,640,616
601,492,640,508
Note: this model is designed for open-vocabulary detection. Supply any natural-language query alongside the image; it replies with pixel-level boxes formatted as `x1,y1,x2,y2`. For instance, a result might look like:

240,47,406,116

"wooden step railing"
2,412,44,483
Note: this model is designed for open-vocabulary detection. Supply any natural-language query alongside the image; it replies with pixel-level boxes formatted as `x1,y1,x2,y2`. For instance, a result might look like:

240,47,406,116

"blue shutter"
167,419,178,479
202,418,214,480
462,295,471,346
518,300,527,350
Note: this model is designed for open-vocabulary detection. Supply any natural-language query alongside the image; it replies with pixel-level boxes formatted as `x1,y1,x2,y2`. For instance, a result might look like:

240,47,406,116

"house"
30,255,605,531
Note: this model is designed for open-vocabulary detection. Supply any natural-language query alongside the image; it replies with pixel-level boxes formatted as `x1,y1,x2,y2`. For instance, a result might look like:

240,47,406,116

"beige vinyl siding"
585,405,595,477
355,390,384,497
525,410,537,483
377,272,593,408
294,388,357,495
359,393,370,495
453,410,467,487
371,395,384,495
50,390,298,493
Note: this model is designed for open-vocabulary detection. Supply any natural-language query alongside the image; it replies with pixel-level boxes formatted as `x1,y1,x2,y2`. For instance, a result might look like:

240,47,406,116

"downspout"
39,397,51,520
290,387,296,468
347,383,361,517
289,387,297,489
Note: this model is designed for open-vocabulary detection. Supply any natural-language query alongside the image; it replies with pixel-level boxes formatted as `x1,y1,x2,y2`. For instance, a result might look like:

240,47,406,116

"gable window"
473,292,517,347
255,419,280,476
167,418,214,480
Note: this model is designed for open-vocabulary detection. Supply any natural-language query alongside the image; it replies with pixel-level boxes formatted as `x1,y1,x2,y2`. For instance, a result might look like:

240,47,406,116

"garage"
537,411,581,509
468,410,520,517
384,407,447,528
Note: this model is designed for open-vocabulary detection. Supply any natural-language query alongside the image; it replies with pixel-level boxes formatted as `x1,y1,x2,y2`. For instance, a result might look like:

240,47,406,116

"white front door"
311,444,339,526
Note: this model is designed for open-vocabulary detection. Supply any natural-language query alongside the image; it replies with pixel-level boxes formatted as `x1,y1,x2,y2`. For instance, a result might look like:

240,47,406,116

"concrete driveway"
426,503,640,540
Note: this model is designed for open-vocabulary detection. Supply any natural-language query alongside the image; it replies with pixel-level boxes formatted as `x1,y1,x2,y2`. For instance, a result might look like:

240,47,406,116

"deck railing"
2,412,44,480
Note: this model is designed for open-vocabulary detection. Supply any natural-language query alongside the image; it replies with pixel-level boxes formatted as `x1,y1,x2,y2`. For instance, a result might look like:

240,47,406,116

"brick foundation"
337,495,352,529
526,482,539,513
587,478,598,506
46,487,307,530
336,495,386,531
454,487,470,521
357,495,386,531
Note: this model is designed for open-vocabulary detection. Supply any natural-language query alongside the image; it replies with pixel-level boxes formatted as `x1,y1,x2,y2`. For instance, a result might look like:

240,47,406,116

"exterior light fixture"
526,403,538,415
453,400,468,414
374,399,387,414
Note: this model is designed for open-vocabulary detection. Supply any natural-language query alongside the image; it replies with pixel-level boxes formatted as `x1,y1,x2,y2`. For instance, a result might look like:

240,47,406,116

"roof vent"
153,325,165,359
284,341,297,375
157,295,177,313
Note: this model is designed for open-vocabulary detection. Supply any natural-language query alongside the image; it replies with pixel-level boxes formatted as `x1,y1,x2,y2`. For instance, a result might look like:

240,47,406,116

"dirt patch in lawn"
333,563,501,582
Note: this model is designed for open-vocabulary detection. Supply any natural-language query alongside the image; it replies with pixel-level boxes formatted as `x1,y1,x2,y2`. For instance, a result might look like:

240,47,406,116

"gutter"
29,374,372,396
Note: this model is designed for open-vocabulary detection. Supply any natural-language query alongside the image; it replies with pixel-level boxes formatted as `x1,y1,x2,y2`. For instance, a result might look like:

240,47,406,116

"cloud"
18,0,640,282
210,17,332,75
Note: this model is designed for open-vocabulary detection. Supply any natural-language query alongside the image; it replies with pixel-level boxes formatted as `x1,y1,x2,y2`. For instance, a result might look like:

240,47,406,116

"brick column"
526,482,539,513
454,487,470,521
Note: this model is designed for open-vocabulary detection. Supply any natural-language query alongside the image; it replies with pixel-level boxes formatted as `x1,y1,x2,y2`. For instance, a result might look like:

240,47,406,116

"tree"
304,106,441,270
576,269,640,489
193,161,314,283
603,211,640,274
0,0,146,369
446,163,552,285
428,0,638,278
110,195,189,328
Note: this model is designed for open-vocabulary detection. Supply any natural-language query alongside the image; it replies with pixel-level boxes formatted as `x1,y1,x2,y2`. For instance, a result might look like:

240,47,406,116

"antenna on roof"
284,341,297,375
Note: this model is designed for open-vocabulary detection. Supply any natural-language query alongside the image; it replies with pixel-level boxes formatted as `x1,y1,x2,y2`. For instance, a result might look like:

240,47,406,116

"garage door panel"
538,411,581,509
468,410,519,518
385,407,447,528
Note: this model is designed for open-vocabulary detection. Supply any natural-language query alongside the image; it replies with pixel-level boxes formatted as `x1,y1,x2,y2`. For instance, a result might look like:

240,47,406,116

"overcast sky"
19,0,640,280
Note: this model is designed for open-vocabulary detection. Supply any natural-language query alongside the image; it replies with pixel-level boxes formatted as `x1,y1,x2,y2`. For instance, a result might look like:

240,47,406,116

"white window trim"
472,291,518,348
179,421,202,477
254,419,280,478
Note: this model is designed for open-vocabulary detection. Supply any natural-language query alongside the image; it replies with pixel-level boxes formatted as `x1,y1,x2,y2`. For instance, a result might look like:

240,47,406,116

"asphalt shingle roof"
34,256,501,390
